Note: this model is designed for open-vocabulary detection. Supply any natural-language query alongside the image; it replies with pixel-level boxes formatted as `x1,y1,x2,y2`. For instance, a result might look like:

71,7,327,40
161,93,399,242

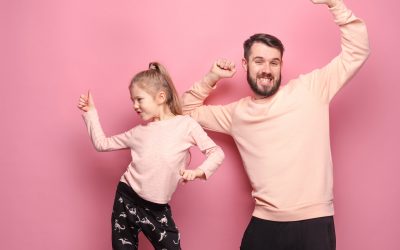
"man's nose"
261,64,271,74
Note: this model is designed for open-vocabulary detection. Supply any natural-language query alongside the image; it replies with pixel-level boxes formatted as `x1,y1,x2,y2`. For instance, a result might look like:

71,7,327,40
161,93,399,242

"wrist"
195,168,206,179
86,107,95,112
204,72,220,87
328,0,340,8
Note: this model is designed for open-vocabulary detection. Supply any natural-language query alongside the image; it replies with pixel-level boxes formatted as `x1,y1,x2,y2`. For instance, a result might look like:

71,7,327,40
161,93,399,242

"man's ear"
242,58,248,72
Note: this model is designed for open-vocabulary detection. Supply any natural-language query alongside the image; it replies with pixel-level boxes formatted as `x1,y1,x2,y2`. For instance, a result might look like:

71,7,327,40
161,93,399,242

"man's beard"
247,71,281,98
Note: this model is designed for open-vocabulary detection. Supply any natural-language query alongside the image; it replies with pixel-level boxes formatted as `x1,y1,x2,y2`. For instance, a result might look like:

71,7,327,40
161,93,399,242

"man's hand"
204,59,236,86
310,0,341,7
77,91,95,112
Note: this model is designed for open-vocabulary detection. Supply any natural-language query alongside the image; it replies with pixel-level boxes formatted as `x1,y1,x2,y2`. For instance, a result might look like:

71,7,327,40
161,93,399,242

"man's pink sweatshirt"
182,1,369,221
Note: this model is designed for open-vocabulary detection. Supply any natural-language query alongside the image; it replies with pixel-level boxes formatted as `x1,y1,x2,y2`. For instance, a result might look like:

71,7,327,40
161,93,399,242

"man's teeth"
259,78,271,83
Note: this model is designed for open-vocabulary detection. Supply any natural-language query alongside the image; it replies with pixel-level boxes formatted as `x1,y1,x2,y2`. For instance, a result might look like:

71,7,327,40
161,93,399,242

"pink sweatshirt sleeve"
188,118,225,179
82,109,133,151
299,1,370,103
182,78,236,135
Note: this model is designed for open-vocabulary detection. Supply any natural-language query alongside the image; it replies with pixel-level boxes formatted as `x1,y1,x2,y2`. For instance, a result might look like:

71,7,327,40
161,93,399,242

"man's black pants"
240,216,336,250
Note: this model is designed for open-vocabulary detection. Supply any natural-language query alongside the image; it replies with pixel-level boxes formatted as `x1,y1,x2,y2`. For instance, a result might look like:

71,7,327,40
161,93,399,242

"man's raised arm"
302,0,370,102
182,59,237,134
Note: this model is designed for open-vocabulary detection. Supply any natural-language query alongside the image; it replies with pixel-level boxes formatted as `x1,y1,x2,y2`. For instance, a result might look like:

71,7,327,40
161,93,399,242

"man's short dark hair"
243,33,285,60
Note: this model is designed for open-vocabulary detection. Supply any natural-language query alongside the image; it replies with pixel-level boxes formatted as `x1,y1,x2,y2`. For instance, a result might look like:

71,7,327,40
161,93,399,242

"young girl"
77,62,224,250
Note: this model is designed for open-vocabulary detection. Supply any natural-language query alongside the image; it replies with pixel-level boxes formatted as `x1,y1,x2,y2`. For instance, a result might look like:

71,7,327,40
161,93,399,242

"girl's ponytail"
148,62,182,115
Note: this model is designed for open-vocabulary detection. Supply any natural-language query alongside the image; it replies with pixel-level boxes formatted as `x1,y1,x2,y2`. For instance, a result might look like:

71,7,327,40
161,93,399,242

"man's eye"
271,61,280,66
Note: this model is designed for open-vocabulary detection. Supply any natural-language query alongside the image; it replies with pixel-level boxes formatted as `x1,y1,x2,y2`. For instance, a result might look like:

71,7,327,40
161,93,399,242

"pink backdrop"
1,0,399,249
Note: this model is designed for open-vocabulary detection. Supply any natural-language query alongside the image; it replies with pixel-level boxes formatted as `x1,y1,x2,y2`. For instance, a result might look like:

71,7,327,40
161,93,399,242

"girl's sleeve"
82,109,133,151
188,118,225,179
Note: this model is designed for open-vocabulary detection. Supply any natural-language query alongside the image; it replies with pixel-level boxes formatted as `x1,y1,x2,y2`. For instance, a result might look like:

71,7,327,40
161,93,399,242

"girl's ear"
156,90,167,104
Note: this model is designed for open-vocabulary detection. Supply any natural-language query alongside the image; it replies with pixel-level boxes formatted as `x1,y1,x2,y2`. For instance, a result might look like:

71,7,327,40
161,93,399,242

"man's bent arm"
182,75,236,135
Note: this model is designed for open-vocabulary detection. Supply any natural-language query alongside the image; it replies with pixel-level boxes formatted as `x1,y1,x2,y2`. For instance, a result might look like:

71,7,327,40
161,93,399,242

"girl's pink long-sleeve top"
182,1,369,221
83,111,224,204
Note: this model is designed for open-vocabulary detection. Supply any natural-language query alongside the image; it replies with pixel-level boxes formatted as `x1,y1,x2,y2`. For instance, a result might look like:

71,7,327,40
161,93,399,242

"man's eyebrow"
252,56,281,62
252,56,265,62
271,58,282,62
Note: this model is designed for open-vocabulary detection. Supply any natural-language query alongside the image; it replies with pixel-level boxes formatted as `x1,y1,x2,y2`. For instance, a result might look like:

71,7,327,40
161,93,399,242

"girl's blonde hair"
129,62,182,115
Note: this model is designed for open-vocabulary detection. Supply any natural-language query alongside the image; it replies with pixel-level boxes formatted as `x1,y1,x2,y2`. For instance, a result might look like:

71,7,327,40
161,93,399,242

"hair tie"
149,63,158,71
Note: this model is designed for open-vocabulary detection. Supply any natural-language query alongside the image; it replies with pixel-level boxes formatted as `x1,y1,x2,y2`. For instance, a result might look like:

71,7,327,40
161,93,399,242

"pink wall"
1,0,399,249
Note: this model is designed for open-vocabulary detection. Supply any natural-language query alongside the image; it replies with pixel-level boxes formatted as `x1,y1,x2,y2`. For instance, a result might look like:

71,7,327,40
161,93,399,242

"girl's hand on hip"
180,168,206,183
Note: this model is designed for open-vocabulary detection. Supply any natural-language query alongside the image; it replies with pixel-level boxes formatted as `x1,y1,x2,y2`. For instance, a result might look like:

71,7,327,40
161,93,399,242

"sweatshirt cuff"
191,79,217,100
330,0,352,26
198,166,211,180
204,80,218,90
82,109,98,121
197,147,225,179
